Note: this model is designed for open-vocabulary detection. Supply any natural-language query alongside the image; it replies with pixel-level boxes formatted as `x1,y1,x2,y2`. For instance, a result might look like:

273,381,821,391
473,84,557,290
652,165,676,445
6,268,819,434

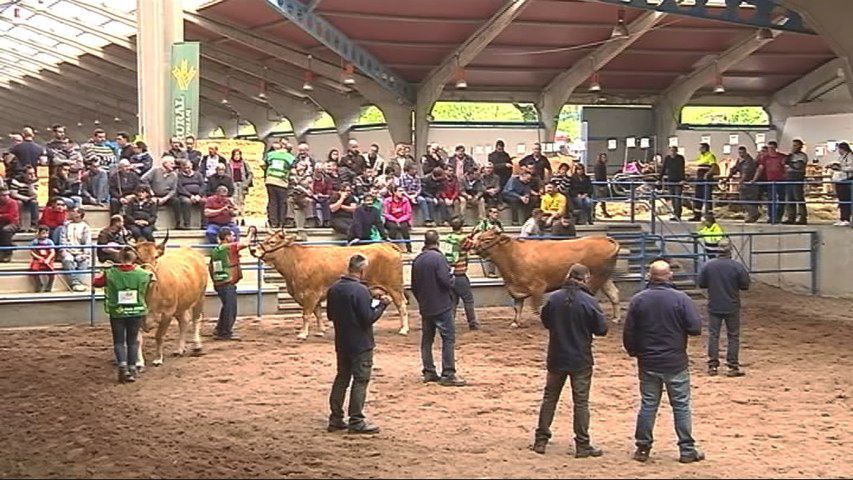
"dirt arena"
1,284,851,479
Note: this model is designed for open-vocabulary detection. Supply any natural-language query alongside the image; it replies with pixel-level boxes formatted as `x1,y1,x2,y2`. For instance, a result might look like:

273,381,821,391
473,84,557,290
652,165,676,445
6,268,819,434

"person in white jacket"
60,207,92,291
828,141,853,226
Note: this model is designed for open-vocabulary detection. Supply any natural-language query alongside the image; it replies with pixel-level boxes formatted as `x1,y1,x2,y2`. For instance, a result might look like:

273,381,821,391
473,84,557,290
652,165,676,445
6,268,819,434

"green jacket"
104,266,152,318
264,150,294,182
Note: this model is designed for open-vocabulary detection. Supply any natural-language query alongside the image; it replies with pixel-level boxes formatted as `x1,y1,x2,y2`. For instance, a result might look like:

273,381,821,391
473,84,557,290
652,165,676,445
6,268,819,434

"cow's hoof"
135,365,145,373
314,331,326,338
152,359,163,367
398,327,409,336
509,322,520,329
172,351,185,357
296,333,308,341
190,348,204,357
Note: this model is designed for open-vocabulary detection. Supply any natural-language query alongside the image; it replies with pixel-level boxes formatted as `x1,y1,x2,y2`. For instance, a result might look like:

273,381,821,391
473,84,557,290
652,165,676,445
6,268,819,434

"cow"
467,228,621,327
133,232,209,367
249,230,409,340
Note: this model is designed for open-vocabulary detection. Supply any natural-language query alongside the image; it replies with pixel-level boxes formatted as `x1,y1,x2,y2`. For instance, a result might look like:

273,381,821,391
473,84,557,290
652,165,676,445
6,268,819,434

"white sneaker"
834,221,850,227
72,284,88,292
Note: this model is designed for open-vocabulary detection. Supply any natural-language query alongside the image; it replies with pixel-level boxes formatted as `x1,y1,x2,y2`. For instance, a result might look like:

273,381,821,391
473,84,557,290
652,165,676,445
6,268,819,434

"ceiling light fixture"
453,55,467,89
76,122,83,127
259,66,268,99
713,62,725,94
342,63,356,86
588,71,602,92
12,7,22,25
756,28,774,40
611,8,629,38
303,55,315,91
113,116,121,122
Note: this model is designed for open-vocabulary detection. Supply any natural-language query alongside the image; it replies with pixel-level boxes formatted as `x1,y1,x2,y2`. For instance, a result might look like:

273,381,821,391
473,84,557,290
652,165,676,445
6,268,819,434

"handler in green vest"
92,247,154,384
262,141,295,229
209,227,249,341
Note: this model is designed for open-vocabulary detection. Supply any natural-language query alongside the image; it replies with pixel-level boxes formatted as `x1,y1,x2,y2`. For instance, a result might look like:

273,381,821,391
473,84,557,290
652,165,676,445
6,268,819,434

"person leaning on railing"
827,141,853,226
782,139,808,225
727,146,760,223
690,143,718,222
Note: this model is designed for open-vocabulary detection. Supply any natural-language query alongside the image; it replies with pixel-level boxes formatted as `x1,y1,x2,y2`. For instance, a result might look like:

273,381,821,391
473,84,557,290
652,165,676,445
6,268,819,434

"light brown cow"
250,231,409,340
134,233,208,367
468,229,621,327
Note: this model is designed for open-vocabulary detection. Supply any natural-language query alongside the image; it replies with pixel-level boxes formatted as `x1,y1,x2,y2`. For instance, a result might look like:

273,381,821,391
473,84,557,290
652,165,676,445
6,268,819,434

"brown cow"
468,229,621,327
250,231,409,340
134,233,209,367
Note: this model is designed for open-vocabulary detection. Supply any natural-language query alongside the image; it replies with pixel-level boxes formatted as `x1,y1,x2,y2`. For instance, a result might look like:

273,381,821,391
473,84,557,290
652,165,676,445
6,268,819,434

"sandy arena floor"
0,284,851,478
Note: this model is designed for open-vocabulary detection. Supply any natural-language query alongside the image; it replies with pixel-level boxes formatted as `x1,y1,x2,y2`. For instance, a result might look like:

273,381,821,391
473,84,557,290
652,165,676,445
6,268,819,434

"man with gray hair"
533,263,608,457
697,239,750,377
326,254,391,434
624,260,704,464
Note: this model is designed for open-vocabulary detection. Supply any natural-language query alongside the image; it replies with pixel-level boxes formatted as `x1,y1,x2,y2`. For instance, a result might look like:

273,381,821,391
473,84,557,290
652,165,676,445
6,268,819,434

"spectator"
540,183,566,228
480,163,501,210
329,185,357,236
115,132,134,161
326,254,390,434
363,143,383,175
294,142,315,178
593,153,611,219
697,239,750,377
79,128,115,205
60,206,92,292
519,143,552,183
551,213,577,238
9,127,46,176
411,229,465,386
460,167,485,219
753,141,786,224
51,136,83,175
696,212,724,259
166,137,186,160
206,163,235,197
10,165,39,231
228,148,253,225
286,161,316,230
0,187,20,263
660,147,685,221
421,143,444,176
447,145,477,180
125,185,158,242
342,139,367,176
533,264,607,457
444,216,479,330
209,227,248,341
313,164,335,228
383,185,412,253
783,139,808,225
204,185,239,245
437,171,462,226
49,163,82,209
3,133,23,180
38,197,68,245
96,215,132,264
29,225,56,293
184,136,202,170
691,143,718,222
129,141,153,177
175,160,206,230
473,206,505,276
44,124,69,175
551,163,572,196
199,145,226,179
347,192,386,244
108,159,141,216
326,148,341,168
623,260,704,464
421,166,446,227
488,139,513,190
727,146,760,223
520,208,543,238
142,155,178,219
262,141,294,229
400,163,432,227
92,247,153,383
569,164,594,225
79,163,103,206
353,168,377,201
828,141,853,226
503,171,536,226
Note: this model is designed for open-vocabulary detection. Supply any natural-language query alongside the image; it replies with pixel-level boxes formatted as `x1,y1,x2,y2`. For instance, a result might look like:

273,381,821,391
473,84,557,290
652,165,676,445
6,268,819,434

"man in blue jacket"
623,260,704,464
326,254,391,434
533,264,608,458
502,170,536,226
411,230,466,386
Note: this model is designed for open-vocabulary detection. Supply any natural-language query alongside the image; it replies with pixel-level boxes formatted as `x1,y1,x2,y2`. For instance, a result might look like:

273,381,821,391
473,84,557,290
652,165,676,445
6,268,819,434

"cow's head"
469,227,511,256
249,229,299,261
134,230,169,266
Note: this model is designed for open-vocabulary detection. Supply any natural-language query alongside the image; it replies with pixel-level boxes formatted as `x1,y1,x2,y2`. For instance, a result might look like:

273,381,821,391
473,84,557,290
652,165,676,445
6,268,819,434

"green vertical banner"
170,41,200,139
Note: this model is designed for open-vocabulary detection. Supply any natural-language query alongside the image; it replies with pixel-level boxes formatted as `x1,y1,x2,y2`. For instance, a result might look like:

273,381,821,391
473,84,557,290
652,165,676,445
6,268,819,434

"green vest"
104,267,152,318
210,244,232,283
444,232,463,264
264,151,294,182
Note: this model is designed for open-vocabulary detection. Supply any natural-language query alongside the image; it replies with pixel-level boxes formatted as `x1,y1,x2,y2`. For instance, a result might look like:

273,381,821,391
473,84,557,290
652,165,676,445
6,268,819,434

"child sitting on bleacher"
30,225,56,293
38,197,67,246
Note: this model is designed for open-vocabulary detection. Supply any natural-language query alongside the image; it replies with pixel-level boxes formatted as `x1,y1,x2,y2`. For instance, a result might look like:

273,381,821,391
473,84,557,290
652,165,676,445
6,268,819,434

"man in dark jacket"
411,230,465,386
697,239,750,377
205,163,236,197
326,254,391,434
502,171,535,226
660,146,686,220
176,159,206,229
347,193,386,244
488,140,513,190
533,264,607,457
108,159,141,215
623,260,704,464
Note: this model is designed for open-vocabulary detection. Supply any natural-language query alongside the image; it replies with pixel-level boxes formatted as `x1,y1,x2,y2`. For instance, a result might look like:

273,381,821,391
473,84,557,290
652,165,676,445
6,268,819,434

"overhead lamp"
588,72,602,92
756,28,774,40
611,8,629,38
113,116,121,122
12,7,22,25
342,63,356,86
259,67,268,99
302,71,314,91
76,122,83,127
713,61,725,94
453,55,467,89
93,119,101,125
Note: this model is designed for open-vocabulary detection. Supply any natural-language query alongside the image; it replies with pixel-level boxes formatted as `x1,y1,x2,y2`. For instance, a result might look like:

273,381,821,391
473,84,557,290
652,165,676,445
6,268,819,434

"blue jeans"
634,368,697,455
420,309,456,378
17,199,39,227
110,315,141,367
92,169,109,204
213,284,238,337
708,311,740,368
205,223,239,245
416,195,434,223
57,196,82,209
571,196,593,224
61,253,90,287
49,225,64,246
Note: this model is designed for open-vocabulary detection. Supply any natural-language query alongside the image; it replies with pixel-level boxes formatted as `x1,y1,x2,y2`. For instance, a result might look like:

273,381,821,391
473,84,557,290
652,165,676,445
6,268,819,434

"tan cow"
134,233,208,367
250,231,409,340
468,229,621,327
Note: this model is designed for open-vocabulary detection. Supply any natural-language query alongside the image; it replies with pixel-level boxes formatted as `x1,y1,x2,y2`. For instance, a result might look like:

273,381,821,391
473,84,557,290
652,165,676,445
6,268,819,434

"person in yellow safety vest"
696,213,725,259
691,143,719,222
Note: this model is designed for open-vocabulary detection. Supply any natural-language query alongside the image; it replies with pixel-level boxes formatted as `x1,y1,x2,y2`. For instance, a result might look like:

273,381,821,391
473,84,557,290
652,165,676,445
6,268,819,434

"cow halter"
475,233,512,253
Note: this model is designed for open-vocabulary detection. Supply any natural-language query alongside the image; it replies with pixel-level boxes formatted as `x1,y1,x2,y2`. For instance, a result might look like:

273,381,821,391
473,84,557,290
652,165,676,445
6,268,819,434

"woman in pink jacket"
383,185,412,253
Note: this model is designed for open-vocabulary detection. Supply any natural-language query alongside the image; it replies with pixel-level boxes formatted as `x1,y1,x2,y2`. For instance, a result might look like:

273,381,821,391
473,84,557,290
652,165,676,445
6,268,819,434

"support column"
378,101,414,147
136,0,183,160
414,89,440,157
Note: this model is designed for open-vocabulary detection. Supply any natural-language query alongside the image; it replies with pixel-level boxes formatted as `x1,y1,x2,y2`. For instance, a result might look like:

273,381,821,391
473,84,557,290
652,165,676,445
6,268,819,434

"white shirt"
519,217,541,238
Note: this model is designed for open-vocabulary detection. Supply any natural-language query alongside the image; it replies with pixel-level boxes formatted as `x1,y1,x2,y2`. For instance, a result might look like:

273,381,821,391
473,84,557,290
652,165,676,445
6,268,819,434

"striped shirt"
80,141,117,170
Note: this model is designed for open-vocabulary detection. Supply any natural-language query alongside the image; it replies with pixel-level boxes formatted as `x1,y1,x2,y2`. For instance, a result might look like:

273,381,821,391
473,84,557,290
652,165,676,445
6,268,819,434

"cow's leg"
152,314,171,366
296,303,312,340
601,278,622,323
388,289,409,335
313,304,326,337
174,311,189,357
136,330,145,370
191,299,204,354
510,297,525,328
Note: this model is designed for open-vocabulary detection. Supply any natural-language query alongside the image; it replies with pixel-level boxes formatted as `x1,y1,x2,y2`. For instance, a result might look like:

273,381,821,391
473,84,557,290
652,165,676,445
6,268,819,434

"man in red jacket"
0,187,20,263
